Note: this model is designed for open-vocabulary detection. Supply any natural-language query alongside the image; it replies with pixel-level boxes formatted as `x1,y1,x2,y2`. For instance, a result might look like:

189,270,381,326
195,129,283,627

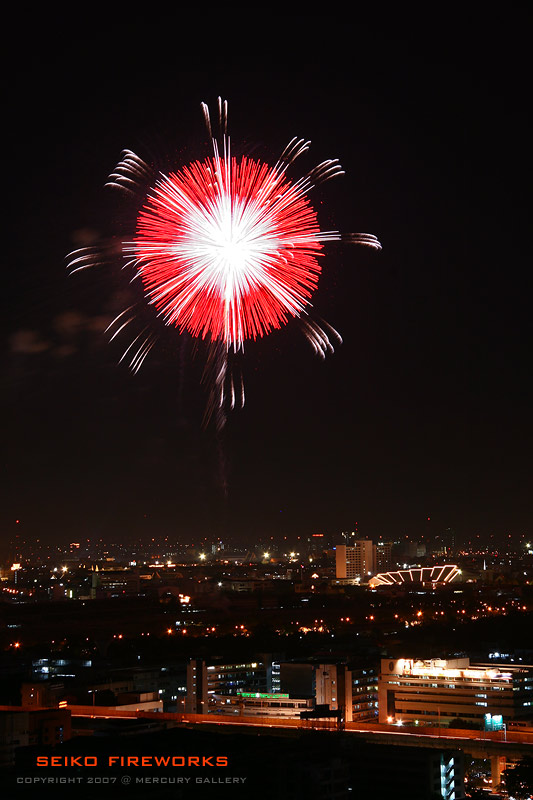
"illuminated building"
350,665,379,722
369,564,460,587
186,659,208,714
10,563,22,585
271,659,281,693
31,657,92,678
90,567,140,598
335,541,374,580
379,657,533,725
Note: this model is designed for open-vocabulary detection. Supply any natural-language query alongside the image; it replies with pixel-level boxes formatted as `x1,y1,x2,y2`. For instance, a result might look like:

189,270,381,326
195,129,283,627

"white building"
379,657,533,725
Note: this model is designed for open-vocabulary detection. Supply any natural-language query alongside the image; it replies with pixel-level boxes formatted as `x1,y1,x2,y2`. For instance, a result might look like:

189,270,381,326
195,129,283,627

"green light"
237,692,289,700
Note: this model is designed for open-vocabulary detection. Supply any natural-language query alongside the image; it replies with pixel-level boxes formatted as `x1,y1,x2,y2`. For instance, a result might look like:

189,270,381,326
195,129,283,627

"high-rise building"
185,659,267,714
374,541,394,572
185,659,208,714
335,540,374,580
350,664,379,722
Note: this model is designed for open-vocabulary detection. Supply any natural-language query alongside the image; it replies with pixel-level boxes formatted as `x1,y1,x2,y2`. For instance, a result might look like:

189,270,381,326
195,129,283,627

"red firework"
68,98,380,405
131,150,327,351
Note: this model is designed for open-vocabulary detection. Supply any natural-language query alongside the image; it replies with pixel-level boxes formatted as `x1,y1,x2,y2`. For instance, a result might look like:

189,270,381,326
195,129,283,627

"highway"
64,704,533,751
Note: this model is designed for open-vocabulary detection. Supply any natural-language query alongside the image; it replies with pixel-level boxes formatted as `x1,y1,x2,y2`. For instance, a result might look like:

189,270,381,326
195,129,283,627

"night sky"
3,32,531,549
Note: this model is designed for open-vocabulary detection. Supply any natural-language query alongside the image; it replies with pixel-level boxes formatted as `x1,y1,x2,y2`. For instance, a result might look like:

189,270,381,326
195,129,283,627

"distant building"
31,657,92,679
374,541,394,572
442,527,456,555
335,541,374,580
90,567,140,598
379,657,533,725
218,578,265,592
304,533,330,558
399,541,427,560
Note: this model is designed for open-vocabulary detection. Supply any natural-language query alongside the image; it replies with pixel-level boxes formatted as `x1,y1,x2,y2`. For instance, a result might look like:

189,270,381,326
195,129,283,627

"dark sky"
3,30,531,549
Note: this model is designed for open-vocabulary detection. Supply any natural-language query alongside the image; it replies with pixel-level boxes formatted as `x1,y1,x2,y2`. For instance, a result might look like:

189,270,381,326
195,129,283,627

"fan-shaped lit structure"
369,565,461,588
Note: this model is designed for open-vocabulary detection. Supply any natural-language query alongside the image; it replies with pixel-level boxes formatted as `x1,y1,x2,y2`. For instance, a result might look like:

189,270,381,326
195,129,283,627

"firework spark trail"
105,150,154,197
68,247,112,274
67,97,380,427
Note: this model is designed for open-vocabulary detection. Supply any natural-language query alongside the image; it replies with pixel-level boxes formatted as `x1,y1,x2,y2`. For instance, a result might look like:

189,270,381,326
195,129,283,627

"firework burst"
68,98,380,426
